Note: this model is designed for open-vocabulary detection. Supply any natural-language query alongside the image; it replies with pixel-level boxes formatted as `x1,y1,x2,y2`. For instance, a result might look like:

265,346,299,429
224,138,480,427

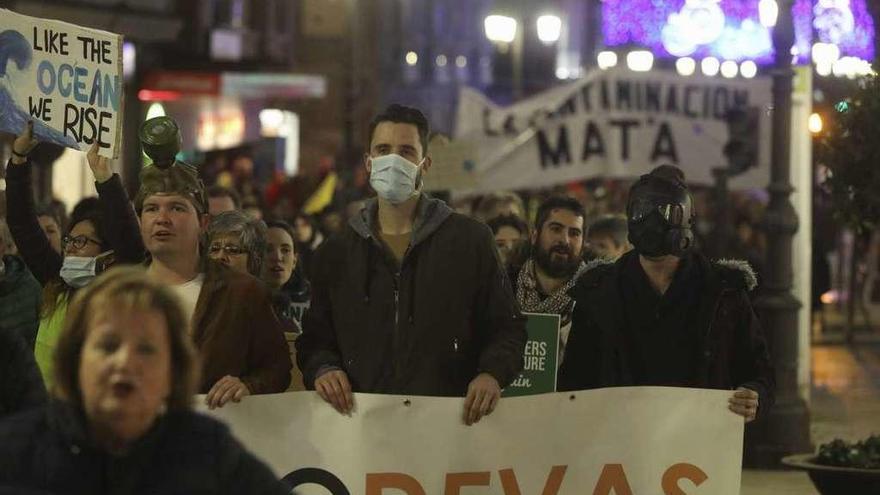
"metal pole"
512,23,524,101
746,0,812,467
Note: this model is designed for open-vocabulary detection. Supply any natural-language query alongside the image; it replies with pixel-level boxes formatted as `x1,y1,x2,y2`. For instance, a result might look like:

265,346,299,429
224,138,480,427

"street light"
701,57,720,76
676,57,696,76
597,51,618,70
626,50,653,72
740,60,758,78
808,113,823,134
759,0,778,27
720,60,739,78
536,15,562,44
484,15,517,43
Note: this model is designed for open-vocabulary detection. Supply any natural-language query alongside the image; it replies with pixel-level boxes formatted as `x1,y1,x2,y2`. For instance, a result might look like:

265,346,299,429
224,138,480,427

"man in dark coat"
559,166,775,423
0,219,41,348
297,105,526,425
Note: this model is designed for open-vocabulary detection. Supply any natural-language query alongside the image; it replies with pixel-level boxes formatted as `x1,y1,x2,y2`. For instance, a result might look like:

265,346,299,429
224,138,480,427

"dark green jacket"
0,255,41,349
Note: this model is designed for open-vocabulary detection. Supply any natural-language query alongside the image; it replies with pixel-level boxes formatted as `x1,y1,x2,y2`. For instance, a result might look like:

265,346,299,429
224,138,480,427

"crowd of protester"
0,105,773,492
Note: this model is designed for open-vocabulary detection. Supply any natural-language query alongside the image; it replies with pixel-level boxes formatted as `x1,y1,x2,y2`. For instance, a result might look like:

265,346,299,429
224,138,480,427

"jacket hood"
349,194,453,246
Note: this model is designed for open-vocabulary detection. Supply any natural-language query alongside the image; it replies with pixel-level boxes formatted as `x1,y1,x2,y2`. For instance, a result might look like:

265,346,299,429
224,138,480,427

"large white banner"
448,67,772,194
0,9,123,158
203,387,744,494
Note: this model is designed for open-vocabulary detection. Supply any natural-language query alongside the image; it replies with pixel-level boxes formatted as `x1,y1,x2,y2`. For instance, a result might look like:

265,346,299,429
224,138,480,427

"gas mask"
626,175,695,258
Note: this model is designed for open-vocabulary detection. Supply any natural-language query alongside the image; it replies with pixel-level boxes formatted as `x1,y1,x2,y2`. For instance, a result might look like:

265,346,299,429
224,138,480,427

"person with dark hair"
0,218,41,349
34,204,62,255
5,122,117,387
586,214,631,261
512,196,587,365
262,220,311,391
0,268,289,494
559,165,775,424
486,214,529,270
297,104,526,425
207,185,241,216
88,116,291,410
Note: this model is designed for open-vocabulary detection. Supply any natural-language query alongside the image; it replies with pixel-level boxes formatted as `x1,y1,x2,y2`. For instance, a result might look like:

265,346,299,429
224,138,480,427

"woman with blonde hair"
0,267,289,494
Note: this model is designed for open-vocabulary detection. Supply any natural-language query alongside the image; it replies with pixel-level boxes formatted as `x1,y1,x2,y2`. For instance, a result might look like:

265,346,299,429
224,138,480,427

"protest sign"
453,67,773,194
503,312,560,397
203,387,744,494
0,9,123,158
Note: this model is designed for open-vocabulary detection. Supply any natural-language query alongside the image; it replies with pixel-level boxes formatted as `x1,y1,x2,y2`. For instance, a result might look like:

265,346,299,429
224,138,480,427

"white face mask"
59,251,114,288
369,154,422,204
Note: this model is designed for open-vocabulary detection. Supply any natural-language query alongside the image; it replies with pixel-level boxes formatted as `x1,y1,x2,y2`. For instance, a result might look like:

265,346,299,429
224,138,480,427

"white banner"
0,9,123,158
450,67,772,194
203,387,744,494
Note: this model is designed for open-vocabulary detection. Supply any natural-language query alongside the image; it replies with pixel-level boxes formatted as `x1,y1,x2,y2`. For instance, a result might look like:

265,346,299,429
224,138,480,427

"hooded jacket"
0,255,41,348
558,251,775,419
297,195,527,396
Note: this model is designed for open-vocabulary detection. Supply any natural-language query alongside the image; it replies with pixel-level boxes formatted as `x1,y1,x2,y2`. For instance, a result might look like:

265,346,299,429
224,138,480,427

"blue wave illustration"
0,29,79,148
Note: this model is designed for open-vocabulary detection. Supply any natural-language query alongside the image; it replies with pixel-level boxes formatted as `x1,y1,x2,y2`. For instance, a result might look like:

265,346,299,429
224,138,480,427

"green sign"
503,312,560,397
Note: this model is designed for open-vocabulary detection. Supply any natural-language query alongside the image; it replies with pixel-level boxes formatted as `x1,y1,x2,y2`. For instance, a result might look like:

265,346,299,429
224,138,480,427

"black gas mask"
626,174,695,258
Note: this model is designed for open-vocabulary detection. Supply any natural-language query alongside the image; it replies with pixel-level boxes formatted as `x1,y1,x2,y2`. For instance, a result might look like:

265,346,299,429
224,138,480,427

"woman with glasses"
6,122,115,386
206,210,267,278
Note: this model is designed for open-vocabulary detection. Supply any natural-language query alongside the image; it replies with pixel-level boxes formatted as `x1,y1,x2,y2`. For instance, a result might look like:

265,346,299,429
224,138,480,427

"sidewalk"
740,342,880,494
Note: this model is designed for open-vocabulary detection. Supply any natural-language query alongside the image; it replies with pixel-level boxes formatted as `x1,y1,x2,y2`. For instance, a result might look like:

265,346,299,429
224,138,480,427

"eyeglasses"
208,244,247,256
62,234,102,250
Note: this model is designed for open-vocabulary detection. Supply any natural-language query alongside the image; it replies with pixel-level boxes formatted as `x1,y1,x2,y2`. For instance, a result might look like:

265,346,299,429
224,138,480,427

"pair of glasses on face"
208,244,247,256
62,234,101,250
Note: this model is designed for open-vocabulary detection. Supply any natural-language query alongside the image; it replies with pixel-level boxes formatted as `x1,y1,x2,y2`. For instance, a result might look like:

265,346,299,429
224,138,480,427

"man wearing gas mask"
558,166,774,424
297,104,526,425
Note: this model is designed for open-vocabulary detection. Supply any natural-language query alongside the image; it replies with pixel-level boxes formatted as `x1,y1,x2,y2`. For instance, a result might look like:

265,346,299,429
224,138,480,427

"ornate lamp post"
747,0,812,467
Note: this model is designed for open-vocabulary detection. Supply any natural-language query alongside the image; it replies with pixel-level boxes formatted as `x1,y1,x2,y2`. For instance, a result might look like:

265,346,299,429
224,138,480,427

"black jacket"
559,251,775,418
0,255,41,348
297,195,526,396
0,327,45,418
0,401,288,495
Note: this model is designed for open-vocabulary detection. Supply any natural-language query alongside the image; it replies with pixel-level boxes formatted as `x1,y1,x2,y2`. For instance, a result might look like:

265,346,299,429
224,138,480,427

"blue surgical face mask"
59,251,114,288
369,154,423,204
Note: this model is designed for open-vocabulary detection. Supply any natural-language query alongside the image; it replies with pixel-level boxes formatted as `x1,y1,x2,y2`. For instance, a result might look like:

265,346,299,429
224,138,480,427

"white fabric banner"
449,67,772,195
0,9,123,158
203,387,744,494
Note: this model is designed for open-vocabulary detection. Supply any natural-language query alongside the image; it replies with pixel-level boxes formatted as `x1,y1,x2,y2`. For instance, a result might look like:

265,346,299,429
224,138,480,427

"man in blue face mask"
297,104,527,425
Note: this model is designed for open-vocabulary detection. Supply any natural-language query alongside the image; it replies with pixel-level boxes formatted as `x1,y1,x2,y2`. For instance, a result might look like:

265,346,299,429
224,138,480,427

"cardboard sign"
0,9,123,158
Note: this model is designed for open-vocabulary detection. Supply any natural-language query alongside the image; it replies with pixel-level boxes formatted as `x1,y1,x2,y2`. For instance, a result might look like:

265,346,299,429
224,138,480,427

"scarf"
515,258,587,324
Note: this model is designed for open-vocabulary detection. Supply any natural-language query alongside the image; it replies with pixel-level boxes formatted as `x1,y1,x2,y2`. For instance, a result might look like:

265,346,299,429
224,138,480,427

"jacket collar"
349,194,453,248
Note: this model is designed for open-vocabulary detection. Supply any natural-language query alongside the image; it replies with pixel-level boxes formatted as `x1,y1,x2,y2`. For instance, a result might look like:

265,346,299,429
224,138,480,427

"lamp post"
747,0,812,467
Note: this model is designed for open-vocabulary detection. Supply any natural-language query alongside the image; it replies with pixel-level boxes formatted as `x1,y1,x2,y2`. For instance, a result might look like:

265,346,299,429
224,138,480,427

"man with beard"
559,166,774,424
513,196,587,365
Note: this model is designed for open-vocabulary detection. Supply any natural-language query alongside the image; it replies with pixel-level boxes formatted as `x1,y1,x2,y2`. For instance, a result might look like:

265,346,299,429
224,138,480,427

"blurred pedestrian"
0,325,45,418
586,214,631,261
513,196,587,364
262,220,310,334
0,267,289,494
473,191,526,222
292,213,324,279
560,165,775,423
207,185,241,217
297,104,526,425
34,204,62,255
486,214,528,272
0,218,41,349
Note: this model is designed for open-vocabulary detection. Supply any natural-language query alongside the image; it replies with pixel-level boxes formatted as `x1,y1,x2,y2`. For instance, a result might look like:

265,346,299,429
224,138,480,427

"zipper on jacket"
392,272,402,380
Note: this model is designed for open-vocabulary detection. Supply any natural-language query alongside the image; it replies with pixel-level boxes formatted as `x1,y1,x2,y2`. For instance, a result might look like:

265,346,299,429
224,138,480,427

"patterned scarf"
515,258,587,324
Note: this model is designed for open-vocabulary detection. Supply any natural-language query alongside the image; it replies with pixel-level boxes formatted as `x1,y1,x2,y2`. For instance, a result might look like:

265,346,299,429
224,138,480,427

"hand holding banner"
0,9,123,158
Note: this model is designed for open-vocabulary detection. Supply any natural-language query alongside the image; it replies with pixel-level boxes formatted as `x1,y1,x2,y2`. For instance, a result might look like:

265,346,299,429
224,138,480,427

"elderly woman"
207,210,267,278
0,267,289,494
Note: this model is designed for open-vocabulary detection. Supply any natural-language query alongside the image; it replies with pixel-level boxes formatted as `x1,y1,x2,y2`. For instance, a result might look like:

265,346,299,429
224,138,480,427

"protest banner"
0,9,123,158
203,387,744,494
453,67,772,195
503,312,560,397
